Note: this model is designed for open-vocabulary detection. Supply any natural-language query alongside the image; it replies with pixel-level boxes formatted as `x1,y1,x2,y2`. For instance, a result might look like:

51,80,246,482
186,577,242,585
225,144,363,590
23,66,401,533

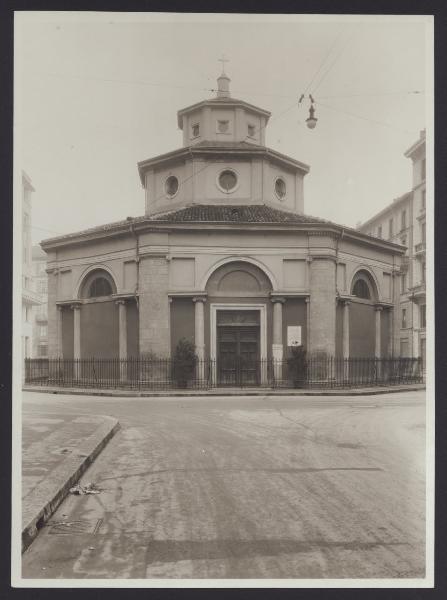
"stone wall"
308,258,336,356
139,256,170,356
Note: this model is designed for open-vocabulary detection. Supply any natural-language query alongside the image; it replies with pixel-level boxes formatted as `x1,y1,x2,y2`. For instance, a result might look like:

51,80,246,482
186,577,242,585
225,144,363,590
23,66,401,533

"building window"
421,221,426,244
217,169,238,193
217,120,230,134
420,304,426,329
88,277,113,298
38,344,48,358
422,189,426,210
421,158,426,181
388,218,393,239
38,280,47,294
401,308,407,328
421,262,426,284
377,225,382,239
401,235,407,248
191,123,200,138
165,175,179,198
39,325,47,337
274,177,286,200
352,279,370,300
401,273,407,294
401,210,407,231
248,124,256,137
25,306,31,322
400,339,409,358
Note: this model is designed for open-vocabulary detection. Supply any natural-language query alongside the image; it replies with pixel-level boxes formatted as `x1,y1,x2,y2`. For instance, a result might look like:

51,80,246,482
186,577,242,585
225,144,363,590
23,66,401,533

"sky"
15,13,431,245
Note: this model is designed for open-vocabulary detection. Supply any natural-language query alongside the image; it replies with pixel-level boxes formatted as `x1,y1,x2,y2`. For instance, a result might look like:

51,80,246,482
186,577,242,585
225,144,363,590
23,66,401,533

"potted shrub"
172,338,198,388
287,345,307,388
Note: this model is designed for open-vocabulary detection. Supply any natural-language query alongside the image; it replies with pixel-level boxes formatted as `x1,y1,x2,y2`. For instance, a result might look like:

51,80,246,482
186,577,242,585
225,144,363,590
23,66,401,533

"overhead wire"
315,100,419,134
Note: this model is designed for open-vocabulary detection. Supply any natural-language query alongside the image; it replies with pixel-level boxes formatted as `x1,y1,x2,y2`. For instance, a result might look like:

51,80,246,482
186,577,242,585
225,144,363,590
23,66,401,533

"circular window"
218,169,238,193
165,175,179,198
275,177,286,200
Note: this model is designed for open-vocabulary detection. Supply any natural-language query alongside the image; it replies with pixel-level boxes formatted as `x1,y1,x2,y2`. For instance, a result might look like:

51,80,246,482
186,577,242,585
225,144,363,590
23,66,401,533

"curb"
23,384,425,398
21,416,120,553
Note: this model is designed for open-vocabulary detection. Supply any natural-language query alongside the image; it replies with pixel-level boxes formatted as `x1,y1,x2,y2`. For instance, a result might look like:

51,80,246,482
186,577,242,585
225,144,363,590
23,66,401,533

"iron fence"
24,356,423,390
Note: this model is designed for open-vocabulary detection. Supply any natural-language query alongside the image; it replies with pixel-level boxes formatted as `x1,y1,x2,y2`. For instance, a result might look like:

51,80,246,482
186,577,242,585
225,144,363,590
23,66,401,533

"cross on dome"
218,54,229,74
216,55,231,98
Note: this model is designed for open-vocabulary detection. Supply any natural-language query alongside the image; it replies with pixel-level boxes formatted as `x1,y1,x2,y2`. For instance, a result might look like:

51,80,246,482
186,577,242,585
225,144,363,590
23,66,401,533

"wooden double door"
217,325,260,386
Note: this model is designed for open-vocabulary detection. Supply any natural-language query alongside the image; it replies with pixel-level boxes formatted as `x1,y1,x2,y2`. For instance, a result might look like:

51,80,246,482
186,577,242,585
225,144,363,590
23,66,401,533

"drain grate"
46,518,103,535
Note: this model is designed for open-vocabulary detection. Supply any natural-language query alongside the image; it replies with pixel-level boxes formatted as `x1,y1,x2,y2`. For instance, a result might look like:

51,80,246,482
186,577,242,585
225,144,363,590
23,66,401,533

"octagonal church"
42,69,404,375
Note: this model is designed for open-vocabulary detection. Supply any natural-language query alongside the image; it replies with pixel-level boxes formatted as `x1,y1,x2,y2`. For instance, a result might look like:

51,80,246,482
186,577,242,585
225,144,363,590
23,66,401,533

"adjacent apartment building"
22,171,41,358
358,130,426,365
32,245,49,357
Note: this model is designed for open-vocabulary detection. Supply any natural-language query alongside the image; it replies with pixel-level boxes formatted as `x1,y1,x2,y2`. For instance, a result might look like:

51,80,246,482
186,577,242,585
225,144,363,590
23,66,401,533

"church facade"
42,70,404,376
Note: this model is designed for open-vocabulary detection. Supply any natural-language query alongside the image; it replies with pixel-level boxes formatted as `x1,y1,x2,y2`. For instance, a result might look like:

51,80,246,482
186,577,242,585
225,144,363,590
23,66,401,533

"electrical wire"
311,31,356,95
315,100,419,135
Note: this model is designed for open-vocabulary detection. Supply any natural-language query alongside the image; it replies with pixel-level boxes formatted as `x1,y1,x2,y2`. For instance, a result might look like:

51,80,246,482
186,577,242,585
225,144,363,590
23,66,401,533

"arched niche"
350,269,379,303
206,261,273,297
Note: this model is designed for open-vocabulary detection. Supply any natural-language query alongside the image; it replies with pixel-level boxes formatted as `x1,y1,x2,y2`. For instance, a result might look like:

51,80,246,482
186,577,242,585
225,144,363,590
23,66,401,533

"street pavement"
22,412,110,500
21,390,426,580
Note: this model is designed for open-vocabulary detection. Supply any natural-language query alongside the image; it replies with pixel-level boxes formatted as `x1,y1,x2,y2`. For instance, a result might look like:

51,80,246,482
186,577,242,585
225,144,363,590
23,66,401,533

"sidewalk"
22,411,119,552
23,383,426,398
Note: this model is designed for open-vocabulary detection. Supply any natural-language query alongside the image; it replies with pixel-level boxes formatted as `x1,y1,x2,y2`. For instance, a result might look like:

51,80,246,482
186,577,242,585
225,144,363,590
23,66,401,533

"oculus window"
218,169,238,193
275,177,286,200
165,175,179,198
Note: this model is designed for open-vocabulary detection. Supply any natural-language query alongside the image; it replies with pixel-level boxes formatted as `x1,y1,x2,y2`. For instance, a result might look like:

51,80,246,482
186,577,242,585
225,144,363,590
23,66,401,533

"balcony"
414,242,426,257
22,289,42,306
408,282,426,302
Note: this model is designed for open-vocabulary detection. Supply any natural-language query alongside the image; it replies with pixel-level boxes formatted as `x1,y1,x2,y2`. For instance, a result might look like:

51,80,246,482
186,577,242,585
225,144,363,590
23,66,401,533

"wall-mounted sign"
287,326,302,347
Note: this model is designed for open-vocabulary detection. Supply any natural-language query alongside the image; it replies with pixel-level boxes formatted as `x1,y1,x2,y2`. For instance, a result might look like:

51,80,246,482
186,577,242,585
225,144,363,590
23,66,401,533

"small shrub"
172,338,198,388
287,346,307,388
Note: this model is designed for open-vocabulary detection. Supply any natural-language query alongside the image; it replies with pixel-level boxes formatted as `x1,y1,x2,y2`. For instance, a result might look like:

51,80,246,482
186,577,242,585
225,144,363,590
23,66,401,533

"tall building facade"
358,131,426,363
42,70,404,381
32,245,48,357
22,172,41,358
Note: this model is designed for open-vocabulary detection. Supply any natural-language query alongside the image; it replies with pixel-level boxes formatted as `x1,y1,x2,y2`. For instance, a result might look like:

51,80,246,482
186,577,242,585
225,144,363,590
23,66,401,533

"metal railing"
24,356,424,391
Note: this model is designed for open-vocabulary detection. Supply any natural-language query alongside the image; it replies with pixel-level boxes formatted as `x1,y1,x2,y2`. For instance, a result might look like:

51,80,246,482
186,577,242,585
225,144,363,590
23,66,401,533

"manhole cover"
46,518,103,535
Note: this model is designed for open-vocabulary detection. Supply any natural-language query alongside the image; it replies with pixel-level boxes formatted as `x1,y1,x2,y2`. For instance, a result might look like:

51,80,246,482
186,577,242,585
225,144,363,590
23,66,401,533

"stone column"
117,300,128,381
342,301,350,359
57,305,63,358
271,297,285,360
72,303,81,379
342,301,350,381
375,306,382,359
271,297,285,383
193,297,206,381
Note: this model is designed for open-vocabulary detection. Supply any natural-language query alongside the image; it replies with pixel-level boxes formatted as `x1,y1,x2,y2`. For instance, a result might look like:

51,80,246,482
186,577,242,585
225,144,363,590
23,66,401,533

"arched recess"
350,268,380,303
200,256,278,291
76,267,119,358
348,267,388,358
76,266,118,299
206,261,273,297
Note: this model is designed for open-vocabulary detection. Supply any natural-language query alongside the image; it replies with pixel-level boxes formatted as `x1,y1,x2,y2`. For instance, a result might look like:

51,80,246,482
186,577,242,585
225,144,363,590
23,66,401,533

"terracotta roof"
149,204,328,224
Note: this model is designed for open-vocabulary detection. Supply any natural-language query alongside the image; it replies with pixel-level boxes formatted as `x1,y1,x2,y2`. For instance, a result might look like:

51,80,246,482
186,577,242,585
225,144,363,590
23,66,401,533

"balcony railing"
24,356,424,391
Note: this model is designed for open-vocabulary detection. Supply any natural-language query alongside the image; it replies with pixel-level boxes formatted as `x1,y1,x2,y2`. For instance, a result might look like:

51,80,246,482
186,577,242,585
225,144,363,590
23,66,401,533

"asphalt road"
21,391,426,580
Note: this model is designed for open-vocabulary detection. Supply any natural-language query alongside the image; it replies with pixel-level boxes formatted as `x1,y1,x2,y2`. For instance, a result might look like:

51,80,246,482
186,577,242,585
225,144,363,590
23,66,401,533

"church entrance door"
216,310,260,386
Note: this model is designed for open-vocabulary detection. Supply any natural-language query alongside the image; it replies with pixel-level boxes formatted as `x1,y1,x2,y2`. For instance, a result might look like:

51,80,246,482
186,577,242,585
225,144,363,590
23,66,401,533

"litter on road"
69,483,101,495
